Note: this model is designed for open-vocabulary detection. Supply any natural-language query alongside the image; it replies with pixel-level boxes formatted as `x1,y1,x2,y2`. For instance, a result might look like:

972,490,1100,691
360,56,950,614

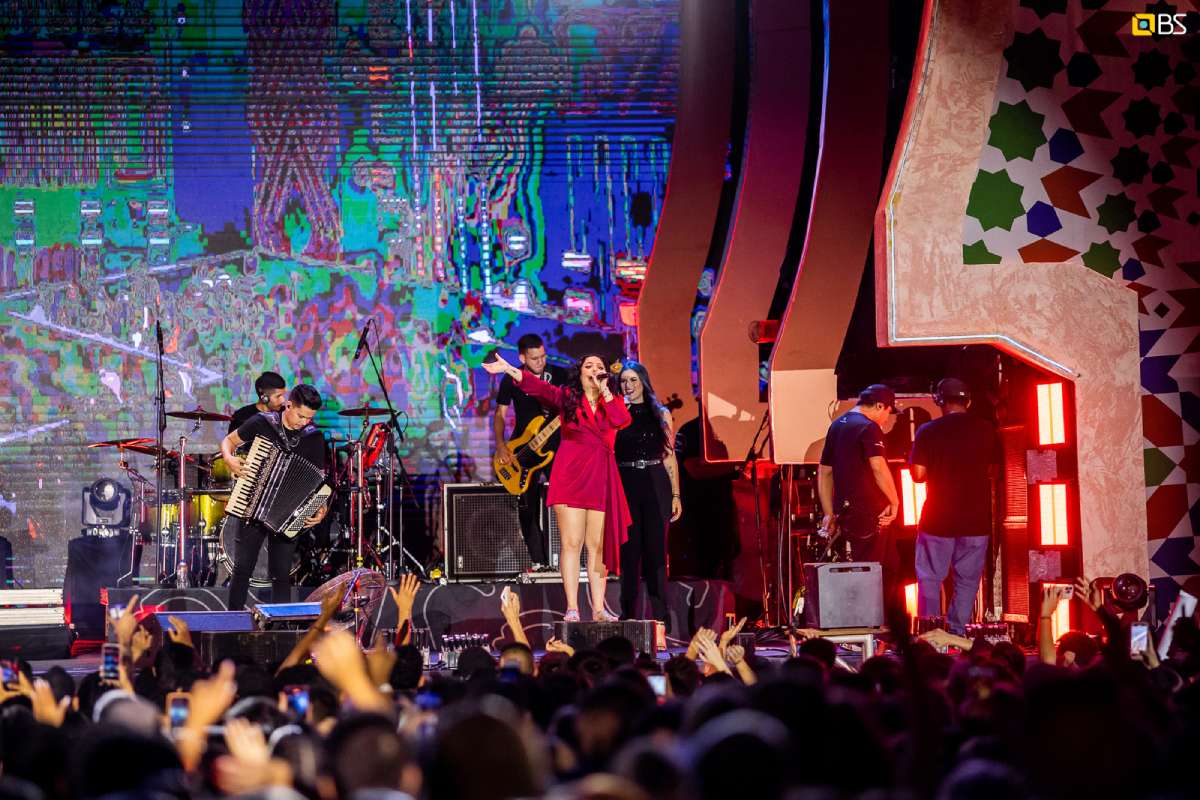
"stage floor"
102,577,736,651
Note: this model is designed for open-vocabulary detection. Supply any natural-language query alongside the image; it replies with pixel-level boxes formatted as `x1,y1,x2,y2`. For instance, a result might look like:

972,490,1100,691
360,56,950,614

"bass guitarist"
493,334,564,571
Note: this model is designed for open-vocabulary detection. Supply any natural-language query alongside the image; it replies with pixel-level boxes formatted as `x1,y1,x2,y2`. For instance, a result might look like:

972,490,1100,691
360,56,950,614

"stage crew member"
817,384,901,563
910,378,1002,634
493,334,564,570
219,384,329,609
483,351,631,622
614,360,681,623
228,371,288,433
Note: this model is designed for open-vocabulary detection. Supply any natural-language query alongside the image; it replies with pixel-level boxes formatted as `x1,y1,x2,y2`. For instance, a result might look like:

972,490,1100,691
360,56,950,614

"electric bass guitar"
494,415,561,495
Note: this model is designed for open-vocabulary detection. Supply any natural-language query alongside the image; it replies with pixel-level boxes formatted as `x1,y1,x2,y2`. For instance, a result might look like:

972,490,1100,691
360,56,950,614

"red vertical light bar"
1037,382,1066,446
900,467,927,527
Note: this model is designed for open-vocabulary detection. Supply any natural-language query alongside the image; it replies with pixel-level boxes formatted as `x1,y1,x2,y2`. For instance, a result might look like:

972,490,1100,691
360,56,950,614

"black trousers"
225,515,296,609
618,464,671,622
518,476,549,565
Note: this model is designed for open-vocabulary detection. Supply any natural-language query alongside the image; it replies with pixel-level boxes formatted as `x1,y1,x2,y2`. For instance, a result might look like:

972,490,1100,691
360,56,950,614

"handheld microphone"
352,320,373,362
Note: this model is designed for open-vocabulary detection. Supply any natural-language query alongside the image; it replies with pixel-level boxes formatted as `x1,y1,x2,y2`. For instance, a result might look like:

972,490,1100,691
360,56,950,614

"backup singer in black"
615,360,681,622
219,384,329,609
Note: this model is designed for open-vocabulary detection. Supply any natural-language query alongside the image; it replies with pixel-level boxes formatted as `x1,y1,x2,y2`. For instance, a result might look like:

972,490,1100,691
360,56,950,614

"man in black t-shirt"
910,378,1002,633
817,384,901,563
219,384,329,609
493,333,564,568
228,371,288,434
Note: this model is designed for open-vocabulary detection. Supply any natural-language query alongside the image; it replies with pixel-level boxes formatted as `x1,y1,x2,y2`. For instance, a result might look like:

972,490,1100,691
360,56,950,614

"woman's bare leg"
584,508,608,616
555,504,586,611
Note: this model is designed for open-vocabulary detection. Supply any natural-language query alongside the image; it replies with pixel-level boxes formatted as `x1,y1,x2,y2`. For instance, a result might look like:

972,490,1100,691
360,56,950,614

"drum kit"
88,403,414,590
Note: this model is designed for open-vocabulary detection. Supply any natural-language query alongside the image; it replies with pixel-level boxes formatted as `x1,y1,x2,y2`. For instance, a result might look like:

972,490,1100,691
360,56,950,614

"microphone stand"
741,410,772,624
360,325,424,578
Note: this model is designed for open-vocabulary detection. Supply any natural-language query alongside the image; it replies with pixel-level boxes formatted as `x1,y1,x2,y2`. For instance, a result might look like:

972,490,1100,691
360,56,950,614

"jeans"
915,532,989,634
225,515,297,609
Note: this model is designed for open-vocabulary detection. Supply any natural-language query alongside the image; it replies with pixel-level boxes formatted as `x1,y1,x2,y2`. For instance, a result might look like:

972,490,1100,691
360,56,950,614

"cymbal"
337,406,390,417
88,438,153,448
167,406,232,422
121,443,201,463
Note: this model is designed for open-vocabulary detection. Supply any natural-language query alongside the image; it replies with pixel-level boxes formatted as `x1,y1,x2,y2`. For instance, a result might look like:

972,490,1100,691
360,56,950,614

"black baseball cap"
936,377,971,402
858,383,898,413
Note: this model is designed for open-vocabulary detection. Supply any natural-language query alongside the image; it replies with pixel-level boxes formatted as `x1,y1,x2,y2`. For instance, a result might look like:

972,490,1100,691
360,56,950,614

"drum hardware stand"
116,453,154,587
174,428,193,587
152,319,169,585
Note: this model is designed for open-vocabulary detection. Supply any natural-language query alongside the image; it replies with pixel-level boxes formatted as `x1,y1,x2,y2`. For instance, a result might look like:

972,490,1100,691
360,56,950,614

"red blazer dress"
515,370,633,574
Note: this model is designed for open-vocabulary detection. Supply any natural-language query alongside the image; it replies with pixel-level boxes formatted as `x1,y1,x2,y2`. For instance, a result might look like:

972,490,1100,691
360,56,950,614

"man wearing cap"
910,378,1002,634
817,384,901,564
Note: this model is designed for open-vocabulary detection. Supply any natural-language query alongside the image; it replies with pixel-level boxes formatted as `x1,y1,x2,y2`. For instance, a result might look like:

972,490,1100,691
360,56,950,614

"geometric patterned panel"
964,1,1200,613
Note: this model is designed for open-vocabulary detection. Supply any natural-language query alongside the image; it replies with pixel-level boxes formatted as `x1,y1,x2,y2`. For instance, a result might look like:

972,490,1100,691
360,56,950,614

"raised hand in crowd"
546,636,575,657
695,630,732,676
719,616,746,655
176,661,238,771
390,573,421,645
313,627,390,713
166,615,194,648
501,585,530,647
131,626,153,665
26,675,69,727
112,593,141,647
686,626,716,660
278,588,347,673
366,631,397,688
214,717,293,795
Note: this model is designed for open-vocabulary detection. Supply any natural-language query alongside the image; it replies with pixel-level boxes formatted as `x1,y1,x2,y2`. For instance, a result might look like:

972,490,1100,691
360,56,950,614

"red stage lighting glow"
1036,382,1066,445
1038,482,1069,546
904,582,919,619
900,467,927,527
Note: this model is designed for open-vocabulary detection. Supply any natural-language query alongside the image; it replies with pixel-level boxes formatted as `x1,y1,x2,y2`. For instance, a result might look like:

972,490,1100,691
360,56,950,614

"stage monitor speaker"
194,630,305,667
553,620,658,654
803,562,884,629
444,483,529,580
443,483,584,580
154,611,256,634
0,625,72,660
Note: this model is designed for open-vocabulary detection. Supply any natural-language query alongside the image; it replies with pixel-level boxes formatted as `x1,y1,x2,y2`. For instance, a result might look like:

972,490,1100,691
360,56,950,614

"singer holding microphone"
482,352,631,621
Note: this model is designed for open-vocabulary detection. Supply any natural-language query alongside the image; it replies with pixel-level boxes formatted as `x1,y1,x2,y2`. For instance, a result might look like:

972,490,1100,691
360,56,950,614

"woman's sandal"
563,609,581,623
592,609,619,623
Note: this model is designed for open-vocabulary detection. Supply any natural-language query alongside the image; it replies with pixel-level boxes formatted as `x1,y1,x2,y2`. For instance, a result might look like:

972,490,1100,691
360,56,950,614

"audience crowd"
2,572,1199,800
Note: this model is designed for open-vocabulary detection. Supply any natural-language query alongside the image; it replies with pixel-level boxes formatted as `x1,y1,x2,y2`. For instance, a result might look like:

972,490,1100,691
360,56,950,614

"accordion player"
219,385,330,609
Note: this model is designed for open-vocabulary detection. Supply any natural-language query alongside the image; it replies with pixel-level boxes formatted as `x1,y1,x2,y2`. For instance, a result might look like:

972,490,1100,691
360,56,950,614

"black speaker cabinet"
444,483,529,580
803,562,884,629
194,630,305,666
553,620,658,654
443,483,585,581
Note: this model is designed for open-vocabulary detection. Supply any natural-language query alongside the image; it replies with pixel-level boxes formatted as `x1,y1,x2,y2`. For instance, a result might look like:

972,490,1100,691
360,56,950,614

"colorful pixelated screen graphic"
0,0,679,587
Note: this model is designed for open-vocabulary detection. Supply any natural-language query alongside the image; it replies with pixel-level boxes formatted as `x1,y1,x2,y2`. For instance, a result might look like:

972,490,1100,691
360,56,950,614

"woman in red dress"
483,352,631,621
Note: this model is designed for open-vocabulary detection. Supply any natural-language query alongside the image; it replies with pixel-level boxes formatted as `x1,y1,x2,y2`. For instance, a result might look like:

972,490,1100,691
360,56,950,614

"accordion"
226,437,331,539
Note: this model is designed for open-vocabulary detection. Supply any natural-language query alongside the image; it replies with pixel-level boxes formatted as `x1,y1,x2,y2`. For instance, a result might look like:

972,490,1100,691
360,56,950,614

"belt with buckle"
617,459,663,469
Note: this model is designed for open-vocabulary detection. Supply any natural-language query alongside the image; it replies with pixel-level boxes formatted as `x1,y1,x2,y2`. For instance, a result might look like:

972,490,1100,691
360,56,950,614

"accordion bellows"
226,437,331,538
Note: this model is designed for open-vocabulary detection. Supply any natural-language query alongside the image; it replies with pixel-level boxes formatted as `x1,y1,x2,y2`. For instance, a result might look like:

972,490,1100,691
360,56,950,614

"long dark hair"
561,353,614,424
620,359,672,455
